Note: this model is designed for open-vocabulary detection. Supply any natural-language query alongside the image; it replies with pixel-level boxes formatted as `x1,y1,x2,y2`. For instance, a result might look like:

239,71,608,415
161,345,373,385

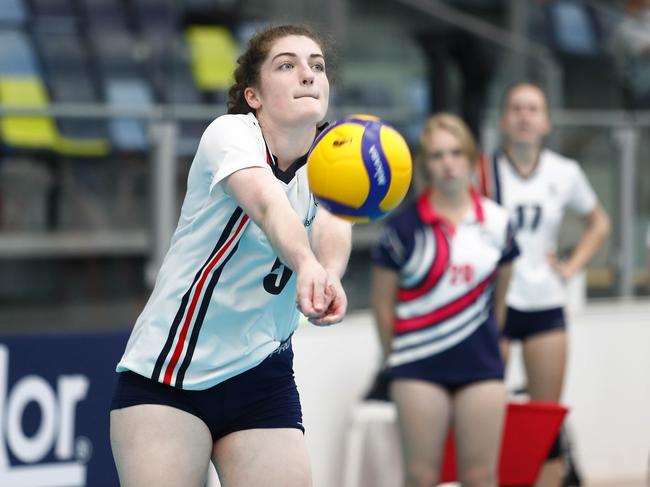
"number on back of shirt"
515,204,542,231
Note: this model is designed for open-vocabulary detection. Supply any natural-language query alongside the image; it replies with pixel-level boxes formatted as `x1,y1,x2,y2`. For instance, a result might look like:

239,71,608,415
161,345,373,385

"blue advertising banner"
0,330,130,487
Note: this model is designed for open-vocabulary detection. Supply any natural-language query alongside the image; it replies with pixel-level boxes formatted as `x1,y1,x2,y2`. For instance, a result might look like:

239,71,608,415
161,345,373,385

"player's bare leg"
453,380,507,487
523,329,567,487
212,428,312,487
111,404,213,487
391,379,452,487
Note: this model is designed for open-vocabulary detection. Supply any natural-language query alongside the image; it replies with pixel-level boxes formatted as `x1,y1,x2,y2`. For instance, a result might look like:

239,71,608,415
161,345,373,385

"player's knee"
404,461,439,487
458,462,497,487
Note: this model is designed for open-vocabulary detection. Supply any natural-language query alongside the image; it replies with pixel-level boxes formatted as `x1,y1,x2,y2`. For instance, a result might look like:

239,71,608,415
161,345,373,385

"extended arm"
224,166,330,317
308,206,353,325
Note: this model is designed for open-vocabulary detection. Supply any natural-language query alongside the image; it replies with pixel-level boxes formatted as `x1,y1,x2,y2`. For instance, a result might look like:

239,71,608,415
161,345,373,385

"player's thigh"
453,380,506,480
523,329,567,401
111,404,213,487
390,379,452,471
213,428,311,487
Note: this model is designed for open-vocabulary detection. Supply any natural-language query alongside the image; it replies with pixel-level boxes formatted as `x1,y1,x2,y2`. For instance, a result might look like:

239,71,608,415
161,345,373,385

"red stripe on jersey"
163,214,249,385
394,271,496,334
470,187,485,223
477,153,494,198
398,224,450,301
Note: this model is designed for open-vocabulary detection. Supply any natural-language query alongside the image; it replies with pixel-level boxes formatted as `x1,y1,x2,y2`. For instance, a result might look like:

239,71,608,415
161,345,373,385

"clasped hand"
295,263,347,327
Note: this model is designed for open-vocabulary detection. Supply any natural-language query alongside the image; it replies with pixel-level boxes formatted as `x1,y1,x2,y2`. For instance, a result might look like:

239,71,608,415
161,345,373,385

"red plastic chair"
440,401,569,486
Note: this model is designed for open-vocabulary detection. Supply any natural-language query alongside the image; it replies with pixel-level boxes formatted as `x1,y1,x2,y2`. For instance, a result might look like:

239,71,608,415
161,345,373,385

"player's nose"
299,65,314,85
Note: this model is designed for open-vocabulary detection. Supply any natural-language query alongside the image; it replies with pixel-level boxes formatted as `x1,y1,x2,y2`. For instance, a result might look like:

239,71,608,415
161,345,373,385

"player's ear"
244,87,261,110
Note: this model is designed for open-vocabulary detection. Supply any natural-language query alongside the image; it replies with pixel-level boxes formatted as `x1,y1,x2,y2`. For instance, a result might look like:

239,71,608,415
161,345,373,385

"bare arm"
550,203,611,280
308,206,353,326
310,206,352,279
494,263,513,331
371,266,400,360
224,166,329,317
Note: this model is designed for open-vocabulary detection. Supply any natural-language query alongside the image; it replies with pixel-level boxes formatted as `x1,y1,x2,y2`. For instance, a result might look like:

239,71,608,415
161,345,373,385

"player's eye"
428,148,464,160
279,62,294,70
312,63,325,72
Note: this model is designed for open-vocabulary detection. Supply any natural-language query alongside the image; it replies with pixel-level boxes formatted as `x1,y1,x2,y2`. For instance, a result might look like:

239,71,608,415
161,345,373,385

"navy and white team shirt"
117,113,318,390
481,149,597,311
373,189,519,376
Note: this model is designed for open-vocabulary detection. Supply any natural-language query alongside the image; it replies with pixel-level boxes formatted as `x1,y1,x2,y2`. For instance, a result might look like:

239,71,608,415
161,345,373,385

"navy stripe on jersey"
398,224,450,301
151,207,244,382
499,221,520,264
174,241,240,388
492,151,502,204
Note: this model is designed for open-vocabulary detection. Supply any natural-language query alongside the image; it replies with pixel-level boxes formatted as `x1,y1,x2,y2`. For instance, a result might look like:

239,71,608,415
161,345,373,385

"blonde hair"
415,113,478,190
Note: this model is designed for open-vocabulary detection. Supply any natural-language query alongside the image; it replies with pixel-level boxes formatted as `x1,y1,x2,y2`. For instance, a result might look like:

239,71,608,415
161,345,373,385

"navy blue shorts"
110,340,303,442
388,316,504,392
502,306,566,341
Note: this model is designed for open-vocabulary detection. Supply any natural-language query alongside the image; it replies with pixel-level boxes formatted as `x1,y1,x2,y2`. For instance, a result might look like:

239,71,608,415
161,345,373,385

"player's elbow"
596,208,611,241
588,205,611,243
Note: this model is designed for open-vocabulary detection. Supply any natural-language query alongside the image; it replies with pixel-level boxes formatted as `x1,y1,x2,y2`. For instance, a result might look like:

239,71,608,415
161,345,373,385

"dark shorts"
111,340,303,442
388,316,505,393
502,306,566,341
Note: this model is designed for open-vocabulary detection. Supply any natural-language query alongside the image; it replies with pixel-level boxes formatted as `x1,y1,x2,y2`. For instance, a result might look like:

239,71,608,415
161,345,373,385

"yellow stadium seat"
0,76,109,157
186,26,237,91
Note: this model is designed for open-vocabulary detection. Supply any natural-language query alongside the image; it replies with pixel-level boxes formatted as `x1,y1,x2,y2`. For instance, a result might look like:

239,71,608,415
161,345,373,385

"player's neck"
429,187,472,226
505,143,541,177
257,116,316,170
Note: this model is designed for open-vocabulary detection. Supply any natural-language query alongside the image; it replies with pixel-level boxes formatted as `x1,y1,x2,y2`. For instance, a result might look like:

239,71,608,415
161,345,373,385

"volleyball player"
482,82,610,487
372,113,518,487
110,25,351,487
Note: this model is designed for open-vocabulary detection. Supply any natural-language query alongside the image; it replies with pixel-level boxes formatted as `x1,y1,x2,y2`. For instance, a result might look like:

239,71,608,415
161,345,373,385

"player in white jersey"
481,82,610,487
110,25,352,487
372,114,518,487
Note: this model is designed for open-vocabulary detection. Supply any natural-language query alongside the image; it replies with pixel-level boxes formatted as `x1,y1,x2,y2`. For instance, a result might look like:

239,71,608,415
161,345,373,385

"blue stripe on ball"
314,195,376,219
356,121,391,218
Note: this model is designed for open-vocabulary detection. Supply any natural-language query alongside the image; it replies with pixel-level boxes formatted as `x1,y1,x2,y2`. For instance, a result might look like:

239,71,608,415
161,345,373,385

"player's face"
423,129,472,194
252,35,329,127
501,85,551,147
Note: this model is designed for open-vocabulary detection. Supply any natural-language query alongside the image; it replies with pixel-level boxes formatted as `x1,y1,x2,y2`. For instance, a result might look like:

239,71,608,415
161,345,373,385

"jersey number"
263,258,293,295
450,264,474,285
515,204,542,231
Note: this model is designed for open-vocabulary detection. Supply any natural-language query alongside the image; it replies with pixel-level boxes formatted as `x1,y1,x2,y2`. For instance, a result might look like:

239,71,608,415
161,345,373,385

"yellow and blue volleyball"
307,115,412,222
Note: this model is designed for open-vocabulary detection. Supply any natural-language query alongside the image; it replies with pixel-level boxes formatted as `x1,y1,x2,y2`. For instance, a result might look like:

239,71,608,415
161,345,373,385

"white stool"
341,400,399,487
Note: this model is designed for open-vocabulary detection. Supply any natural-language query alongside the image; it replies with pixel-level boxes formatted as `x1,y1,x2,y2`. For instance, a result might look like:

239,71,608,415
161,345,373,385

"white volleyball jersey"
373,190,519,368
117,113,318,390
483,149,597,310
